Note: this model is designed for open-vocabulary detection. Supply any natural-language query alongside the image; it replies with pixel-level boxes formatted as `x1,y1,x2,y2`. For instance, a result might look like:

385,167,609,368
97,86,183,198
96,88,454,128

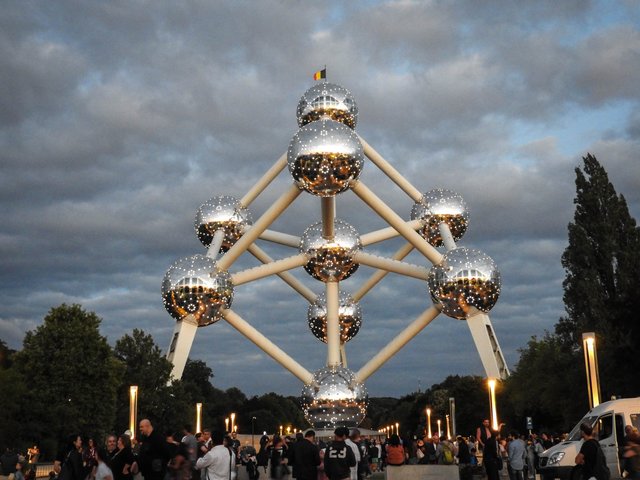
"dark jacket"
323,441,356,480
138,430,169,480
289,439,320,480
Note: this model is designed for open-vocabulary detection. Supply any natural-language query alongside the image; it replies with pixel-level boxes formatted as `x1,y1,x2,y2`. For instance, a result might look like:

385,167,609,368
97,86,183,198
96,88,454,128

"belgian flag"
313,68,326,81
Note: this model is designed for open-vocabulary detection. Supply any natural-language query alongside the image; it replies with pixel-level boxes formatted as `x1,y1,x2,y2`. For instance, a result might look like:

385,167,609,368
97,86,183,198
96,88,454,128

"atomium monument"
162,80,509,430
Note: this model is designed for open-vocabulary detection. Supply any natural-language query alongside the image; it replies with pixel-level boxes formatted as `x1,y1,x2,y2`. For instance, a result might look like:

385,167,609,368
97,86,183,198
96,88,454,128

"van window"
594,414,613,440
631,414,640,430
568,416,599,441
616,414,625,447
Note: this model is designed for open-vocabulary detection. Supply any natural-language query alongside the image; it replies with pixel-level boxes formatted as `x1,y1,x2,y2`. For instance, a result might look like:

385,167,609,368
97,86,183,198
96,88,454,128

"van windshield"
567,415,599,441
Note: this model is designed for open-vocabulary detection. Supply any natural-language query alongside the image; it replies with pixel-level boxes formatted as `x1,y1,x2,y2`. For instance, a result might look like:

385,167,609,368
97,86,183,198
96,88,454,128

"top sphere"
287,119,364,197
195,196,253,253
411,189,469,247
297,82,358,129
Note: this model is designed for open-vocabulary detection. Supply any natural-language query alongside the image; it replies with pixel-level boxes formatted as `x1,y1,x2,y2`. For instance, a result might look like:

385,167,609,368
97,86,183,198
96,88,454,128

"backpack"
442,444,454,465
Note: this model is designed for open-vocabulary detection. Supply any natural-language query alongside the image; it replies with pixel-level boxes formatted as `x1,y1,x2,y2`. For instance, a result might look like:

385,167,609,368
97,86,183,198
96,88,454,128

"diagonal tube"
217,184,301,271
360,220,423,246
353,243,414,302
221,308,314,384
353,251,428,280
240,153,288,207
351,181,443,265
231,253,308,286
248,245,317,302
355,304,442,383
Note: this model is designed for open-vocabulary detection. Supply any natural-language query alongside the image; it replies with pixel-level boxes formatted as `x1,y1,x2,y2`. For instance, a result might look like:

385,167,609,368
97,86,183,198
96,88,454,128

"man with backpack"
575,423,610,480
440,437,456,465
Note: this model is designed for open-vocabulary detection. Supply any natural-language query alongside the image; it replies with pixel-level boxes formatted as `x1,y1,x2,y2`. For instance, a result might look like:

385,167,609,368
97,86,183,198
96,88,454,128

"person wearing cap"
288,430,320,480
323,427,356,480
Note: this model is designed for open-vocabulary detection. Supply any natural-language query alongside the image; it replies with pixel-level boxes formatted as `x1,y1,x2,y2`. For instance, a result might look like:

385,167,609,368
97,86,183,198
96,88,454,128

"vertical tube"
326,281,341,367
582,333,601,408
426,408,432,438
206,230,226,260
446,414,451,440
322,197,335,239
449,398,456,439
129,386,138,440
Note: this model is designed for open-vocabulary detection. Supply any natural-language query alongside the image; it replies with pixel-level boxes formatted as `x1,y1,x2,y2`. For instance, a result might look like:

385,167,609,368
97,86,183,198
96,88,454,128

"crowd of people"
3,418,640,480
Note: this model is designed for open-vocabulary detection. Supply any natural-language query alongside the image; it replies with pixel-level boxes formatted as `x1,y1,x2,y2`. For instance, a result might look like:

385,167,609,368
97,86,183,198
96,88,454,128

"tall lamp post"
437,419,441,438
395,422,399,436
582,332,601,408
230,413,236,433
196,403,202,434
129,386,138,440
449,397,456,439
488,378,499,432
251,416,256,447
446,414,451,440
426,408,432,438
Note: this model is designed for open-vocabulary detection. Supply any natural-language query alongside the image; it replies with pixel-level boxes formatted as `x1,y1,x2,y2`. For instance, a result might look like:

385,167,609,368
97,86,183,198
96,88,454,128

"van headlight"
547,452,565,466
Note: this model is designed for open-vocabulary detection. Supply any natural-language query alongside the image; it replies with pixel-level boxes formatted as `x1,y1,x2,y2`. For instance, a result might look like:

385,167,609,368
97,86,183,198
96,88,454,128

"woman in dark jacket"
62,434,90,480
110,435,136,480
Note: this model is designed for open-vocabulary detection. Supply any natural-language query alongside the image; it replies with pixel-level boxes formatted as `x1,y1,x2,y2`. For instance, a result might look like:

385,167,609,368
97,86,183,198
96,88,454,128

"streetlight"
426,408,432,438
395,422,399,436
129,386,138,440
230,413,236,433
225,417,229,433
251,417,256,447
488,378,499,432
196,403,202,434
437,419,441,437
582,332,601,408
446,414,451,440
449,398,456,439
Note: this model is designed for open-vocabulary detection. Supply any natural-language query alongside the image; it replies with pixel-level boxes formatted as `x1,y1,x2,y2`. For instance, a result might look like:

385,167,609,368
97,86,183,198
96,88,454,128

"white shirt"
345,439,361,480
196,445,235,480
95,462,113,480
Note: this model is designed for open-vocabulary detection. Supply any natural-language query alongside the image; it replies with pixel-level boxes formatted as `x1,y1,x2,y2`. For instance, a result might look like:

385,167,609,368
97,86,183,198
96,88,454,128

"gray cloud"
1,0,638,397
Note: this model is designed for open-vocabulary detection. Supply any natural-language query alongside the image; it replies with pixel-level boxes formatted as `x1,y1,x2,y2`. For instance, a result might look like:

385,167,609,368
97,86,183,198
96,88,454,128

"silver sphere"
411,189,469,247
162,254,234,327
195,196,253,253
296,82,358,129
287,119,364,197
300,219,362,282
308,292,362,344
428,247,501,320
301,366,368,429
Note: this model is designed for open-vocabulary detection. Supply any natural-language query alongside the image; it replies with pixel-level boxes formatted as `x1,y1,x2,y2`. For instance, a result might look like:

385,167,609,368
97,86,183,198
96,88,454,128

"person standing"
482,435,501,480
138,419,169,480
110,435,136,480
195,431,235,480
508,432,526,480
323,428,356,480
289,430,321,480
575,423,610,480
344,430,361,480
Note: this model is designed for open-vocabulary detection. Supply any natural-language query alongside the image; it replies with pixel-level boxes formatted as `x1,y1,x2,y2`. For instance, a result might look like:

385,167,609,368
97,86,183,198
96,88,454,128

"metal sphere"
308,292,362,343
195,196,253,253
296,82,358,129
301,366,368,429
287,119,364,197
299,219,362,282
162,254,234,327
428,247,501,320
411,189,469,247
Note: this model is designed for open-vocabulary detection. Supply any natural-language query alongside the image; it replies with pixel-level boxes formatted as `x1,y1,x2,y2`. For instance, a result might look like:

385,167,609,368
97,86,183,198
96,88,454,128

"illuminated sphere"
308,292,362,343
195,196,253,253
428,247,501,320
162,254,234,327
301,366,368,429
287,119,364,197
299,219,362,282
296,82,358,129
411,189,469,247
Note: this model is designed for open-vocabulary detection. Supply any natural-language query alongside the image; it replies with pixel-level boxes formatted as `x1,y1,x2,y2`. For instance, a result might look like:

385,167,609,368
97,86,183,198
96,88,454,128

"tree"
556,154,640,398
113,329,176,431
13,304,123,456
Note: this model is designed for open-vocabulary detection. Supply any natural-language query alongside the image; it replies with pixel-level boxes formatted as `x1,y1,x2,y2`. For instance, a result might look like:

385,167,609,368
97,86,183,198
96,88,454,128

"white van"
538,397,640,480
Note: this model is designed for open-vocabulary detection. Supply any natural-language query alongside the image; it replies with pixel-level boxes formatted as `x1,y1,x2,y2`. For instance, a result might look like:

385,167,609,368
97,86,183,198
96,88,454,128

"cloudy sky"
2,1,639,399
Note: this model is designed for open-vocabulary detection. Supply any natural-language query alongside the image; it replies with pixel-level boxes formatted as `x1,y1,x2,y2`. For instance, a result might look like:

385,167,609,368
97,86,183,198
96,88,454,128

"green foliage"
12,304,123,455
557,154,640,398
